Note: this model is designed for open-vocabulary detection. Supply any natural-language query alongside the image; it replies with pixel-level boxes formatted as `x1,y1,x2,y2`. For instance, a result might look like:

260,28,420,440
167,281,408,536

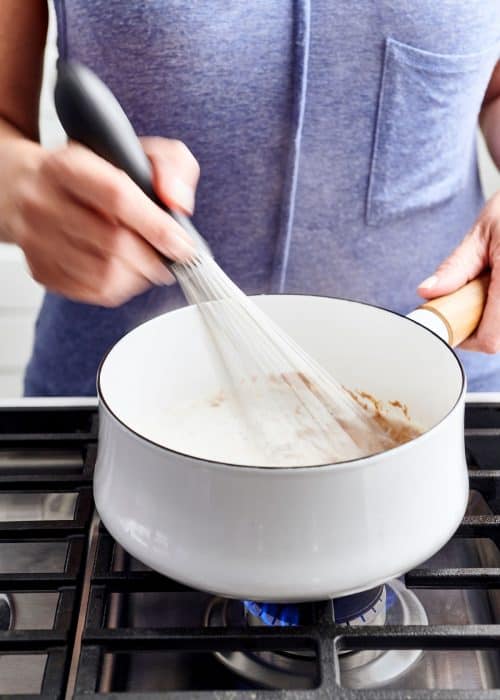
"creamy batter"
134,375,422,467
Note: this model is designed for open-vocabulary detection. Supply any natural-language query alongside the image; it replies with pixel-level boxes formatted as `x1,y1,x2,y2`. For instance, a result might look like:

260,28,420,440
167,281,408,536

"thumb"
417,225,488,300
140,136,200,215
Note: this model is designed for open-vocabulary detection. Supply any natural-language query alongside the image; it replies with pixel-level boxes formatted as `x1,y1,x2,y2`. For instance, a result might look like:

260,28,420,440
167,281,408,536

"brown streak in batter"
345,388,421,446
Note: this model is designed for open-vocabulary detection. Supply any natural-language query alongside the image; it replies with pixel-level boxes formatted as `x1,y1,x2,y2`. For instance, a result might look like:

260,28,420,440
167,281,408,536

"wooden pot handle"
418,272,490,347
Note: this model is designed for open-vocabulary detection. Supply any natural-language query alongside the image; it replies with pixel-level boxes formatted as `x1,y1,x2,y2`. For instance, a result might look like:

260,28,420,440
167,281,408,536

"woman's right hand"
0,136,199,307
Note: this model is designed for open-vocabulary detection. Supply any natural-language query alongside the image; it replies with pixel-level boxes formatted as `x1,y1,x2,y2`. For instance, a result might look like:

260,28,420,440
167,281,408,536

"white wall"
478,131,500,200
0,10,499,396
39,1,66,150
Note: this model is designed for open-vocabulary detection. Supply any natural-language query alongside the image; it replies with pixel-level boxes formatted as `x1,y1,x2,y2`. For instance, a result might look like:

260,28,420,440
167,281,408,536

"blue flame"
244,585,387,627
385,581,399,611
244,600,300,626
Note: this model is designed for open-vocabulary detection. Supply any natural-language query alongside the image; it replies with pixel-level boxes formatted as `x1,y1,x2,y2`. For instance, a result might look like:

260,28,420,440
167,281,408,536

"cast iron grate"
0,406,97,700
1,404,500,698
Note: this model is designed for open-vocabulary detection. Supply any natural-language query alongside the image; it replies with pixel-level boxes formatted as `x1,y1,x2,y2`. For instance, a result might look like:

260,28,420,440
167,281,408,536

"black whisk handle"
54,59,211,264
54,59,181,266
54,61,165,205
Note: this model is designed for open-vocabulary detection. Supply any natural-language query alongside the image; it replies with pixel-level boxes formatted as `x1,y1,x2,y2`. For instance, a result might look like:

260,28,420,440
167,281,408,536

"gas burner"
204,579,427,689
243,585,385,628
0,594,14,632
243,600,302,626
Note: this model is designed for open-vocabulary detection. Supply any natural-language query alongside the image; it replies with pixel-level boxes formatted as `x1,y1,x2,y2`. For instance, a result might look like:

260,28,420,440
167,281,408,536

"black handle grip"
54,59,169,212
54,59,211,263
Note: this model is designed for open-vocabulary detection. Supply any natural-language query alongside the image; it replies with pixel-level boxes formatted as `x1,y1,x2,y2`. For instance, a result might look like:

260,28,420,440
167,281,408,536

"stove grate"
1,404,500,698
0,407,96,700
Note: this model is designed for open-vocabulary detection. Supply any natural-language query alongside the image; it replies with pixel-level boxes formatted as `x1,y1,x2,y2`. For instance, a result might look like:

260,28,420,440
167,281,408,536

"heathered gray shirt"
25,1,500,394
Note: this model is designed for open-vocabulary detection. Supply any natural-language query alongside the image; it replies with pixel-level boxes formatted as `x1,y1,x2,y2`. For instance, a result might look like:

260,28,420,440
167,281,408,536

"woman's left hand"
417,191,500,352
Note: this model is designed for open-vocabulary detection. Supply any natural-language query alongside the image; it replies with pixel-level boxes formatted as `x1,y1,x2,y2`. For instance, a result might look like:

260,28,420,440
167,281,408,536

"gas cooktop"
0,397,499,699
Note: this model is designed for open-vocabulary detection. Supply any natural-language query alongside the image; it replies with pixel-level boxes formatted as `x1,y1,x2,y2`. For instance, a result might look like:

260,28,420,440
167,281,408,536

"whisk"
170,251,399,465
55,60,401,465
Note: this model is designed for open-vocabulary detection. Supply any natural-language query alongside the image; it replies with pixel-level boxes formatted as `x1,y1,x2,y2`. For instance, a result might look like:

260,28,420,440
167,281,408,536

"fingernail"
170,177,195,214
174,235,196,262
418,275,438,290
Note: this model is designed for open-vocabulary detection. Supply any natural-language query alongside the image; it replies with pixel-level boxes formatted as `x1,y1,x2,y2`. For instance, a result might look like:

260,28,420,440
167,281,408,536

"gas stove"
0,395,499,698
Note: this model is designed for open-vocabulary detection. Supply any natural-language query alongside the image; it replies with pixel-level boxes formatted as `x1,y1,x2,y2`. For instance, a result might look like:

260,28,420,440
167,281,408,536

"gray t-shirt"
25,0,500,394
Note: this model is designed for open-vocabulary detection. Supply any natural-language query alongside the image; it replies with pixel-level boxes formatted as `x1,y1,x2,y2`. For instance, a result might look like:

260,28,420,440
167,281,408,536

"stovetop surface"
0,401,499,699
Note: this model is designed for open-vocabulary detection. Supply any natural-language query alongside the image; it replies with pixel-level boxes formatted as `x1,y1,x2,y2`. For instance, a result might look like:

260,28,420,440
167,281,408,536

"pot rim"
96,293,466,473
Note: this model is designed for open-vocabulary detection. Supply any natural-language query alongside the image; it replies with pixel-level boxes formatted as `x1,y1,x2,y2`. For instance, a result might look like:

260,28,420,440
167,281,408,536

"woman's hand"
417,191,500,352
0,136,199,307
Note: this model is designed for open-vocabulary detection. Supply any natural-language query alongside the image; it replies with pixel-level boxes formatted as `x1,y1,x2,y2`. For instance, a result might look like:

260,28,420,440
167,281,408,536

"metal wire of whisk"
172,252,399,465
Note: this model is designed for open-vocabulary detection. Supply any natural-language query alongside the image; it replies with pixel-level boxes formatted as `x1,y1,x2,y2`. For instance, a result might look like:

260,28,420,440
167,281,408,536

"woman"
0,1,499,395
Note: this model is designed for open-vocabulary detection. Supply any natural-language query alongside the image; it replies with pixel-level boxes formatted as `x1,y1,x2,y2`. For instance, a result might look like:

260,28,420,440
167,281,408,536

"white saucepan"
95,276,488,602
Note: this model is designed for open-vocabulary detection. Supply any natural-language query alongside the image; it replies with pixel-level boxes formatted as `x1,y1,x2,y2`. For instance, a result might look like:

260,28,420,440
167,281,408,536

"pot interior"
98,295,464,463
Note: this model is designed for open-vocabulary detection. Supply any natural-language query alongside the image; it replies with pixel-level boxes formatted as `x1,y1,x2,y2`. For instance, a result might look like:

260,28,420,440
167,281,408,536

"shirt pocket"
366,37,500,226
